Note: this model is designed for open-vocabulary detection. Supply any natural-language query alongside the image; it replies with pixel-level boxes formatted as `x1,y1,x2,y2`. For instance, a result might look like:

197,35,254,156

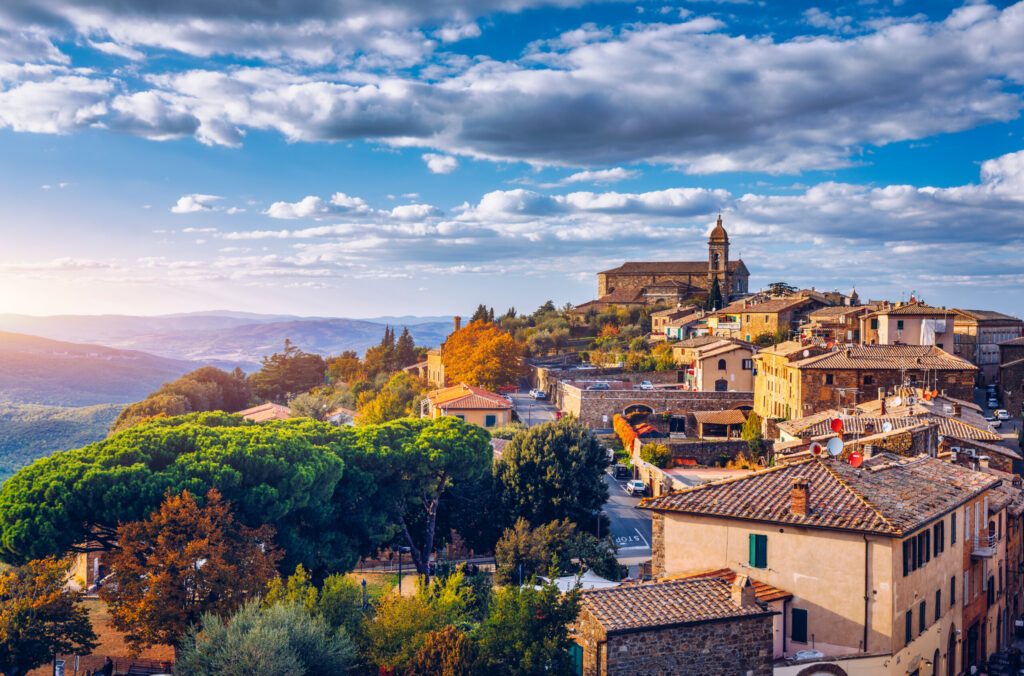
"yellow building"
752,341,825,420
426,315,462,388
421,383,512,429
672,337,755,392
640,453,1005,675
709,294,825,343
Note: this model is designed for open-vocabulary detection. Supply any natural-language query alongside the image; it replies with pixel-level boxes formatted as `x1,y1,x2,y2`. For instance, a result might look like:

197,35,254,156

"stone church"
575,216,749,314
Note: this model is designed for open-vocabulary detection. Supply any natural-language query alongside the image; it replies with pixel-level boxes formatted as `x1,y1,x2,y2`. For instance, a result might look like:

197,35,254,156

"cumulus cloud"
170,193,221,214
422,153,459,174
542,167,639,187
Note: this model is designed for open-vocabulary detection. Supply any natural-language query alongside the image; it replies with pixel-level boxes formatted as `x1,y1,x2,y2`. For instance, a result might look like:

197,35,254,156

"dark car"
614,464,631,480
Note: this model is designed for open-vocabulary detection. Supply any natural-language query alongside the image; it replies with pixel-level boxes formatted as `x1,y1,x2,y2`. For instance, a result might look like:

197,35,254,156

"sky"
0,0,1023,318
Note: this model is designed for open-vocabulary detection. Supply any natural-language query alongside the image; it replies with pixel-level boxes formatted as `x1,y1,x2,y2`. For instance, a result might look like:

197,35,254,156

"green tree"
706,278,723,311
753,331,777,347
395,327,419,368
493,417,609,534
494,518,576,585
404,626,476,676
249,339,327,403
475,581,581,676
356,372,426,424
288,387,352,421
766,281,797,296
364,592,438,671
741,411,765,459
0,414,400,577
112,366,253,433
265,565,364,637
326,350,364,384
365,418,492,576
639,442,672,469
0,557,97,676
175,600,355,675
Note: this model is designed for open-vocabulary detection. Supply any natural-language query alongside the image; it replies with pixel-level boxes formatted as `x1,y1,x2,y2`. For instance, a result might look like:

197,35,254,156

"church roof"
709,215,728,243
599,260,745,276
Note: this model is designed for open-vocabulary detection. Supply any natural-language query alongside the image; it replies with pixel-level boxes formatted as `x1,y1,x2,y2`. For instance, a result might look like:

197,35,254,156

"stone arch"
795,664,848,676
623,403,655,417
946,624,957,676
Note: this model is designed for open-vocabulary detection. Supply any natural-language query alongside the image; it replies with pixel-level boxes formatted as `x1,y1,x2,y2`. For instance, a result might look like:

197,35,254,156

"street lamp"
397,546,412,595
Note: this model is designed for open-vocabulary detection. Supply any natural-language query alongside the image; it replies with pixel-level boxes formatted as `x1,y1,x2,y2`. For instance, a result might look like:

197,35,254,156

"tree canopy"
493,417,609,534
100,489,281,651
249,339,326,403
441,320,523,391
112,365,252,433
0,413,401,576
0,557,97,676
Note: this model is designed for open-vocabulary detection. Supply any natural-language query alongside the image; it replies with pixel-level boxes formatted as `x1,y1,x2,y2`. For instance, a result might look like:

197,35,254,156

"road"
509,392,558,427
974,386,1020,444
601,473,653,574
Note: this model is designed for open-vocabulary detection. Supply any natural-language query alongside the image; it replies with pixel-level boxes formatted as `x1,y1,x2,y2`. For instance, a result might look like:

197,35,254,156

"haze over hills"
0,311,454,370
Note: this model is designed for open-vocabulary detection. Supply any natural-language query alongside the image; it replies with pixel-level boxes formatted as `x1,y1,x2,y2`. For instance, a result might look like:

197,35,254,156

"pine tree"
395,327,418,368
470,304,490,323
706,278,723,311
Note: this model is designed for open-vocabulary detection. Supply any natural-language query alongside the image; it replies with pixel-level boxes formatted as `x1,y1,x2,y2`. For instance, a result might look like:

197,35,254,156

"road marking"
614,528,650,551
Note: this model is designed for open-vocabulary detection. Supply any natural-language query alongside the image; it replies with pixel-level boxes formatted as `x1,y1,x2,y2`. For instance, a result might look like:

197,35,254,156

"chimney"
790,477,810,516
878,388,886,415
453,315,462,332
952,402,961,417
978,456,990,469
731,574,757,608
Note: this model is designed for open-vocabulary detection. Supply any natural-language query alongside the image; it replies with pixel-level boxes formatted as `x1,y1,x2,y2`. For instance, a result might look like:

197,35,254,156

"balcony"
971,534,998,558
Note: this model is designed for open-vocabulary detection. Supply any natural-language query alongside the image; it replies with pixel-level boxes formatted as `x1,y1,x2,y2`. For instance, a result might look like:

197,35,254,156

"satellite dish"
848,451,863,468
809,442,823,457
803,350,810,358
906,396,917,406
891,397,903,407
882,421,894,433
827,437,844,456
830,418,844,433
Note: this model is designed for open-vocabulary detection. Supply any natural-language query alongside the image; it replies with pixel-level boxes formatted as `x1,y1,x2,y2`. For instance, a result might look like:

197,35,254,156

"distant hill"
0,331,196,406
0,402,121,483
0,312,454,370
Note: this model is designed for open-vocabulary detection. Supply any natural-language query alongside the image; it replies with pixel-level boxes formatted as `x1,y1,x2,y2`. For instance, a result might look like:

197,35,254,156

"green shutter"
791,608,808,643
749,534,757,567
749,534,767,568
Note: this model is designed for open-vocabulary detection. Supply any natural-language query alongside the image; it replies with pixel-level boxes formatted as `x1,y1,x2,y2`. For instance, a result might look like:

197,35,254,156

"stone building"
953,309,1023,385
573,216,750,317
999,336,1024,418
859,301,956,352
753,343,977,420
640,453,1006,675
572,577,774,676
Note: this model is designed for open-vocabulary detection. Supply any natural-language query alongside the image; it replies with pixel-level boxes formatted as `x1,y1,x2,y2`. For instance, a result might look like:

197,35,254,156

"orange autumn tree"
441,320,524,391
100,489,281,652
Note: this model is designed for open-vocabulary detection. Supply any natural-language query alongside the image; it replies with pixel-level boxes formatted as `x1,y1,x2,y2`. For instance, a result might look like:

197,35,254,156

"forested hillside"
0,403,121,482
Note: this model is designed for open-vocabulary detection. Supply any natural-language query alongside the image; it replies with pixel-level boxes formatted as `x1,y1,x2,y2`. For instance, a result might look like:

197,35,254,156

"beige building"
640,453,1004,675
953,309,1023,385
672,337,755,392
237,402,292,422
420,382,512,429
860,301,956,353
426,315,462,387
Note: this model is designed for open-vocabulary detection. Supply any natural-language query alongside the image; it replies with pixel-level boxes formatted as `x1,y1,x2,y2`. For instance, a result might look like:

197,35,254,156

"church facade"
579,216,749,314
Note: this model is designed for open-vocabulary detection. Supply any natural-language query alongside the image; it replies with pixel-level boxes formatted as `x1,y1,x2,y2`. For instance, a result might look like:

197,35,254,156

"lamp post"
397,546,412,595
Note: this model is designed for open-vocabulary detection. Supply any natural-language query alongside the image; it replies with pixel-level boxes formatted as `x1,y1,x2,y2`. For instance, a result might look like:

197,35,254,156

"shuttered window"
791,608,808,643
749,534,767,569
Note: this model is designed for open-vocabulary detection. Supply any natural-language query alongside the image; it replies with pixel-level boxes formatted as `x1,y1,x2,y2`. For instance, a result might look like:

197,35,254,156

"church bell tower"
708,214,730,297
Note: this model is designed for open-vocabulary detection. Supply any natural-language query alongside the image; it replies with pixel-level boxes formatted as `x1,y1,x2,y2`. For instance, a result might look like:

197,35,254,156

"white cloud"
170,193,221,214
265,195,329,220
543,167,639,187
422,153,459,174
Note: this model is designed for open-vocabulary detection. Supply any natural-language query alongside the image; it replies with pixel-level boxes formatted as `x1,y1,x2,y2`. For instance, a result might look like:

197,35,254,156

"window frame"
791,608,808,643
749,534,768,569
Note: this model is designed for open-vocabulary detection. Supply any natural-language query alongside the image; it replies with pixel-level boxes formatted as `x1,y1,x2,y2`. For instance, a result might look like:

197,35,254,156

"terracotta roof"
716,296,811,316
954,309,1021,323
709,215,729,243
693,409,748,426
791,345,976,371
808,306,870,319
946,436,1023,461
427,383,512,411
640,454,1000,536
669,569,792,603
652,307,700,319
237,402,292,422
599,287,647,304
867,302,952,317
754,340,818,358
1000,337,1024,347
779,411,1001,441
674,335,734,349
599,260,745,275
580,578,769,635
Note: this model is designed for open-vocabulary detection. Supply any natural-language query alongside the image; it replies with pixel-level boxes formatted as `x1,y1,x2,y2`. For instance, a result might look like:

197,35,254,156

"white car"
988,399,999,409
626,480,646,496
531,389,547,400
991,419,1003,429
638,380,654,390
995,409,1011,421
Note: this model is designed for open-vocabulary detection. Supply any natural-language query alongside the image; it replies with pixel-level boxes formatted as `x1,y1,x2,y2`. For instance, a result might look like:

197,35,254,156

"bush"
639,443,672,469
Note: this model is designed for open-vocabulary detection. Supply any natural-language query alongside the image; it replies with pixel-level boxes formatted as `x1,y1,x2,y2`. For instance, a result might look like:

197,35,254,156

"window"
742,359,753,370
951,576,956,606
871,318,879,330
933,521,944,556
825,373,834,385
987,577,996,606
965,505,971,541
791,608,808,643
905,610,913,645
485,414,497,427
964,571,969,607
864,375,874,385
952,512,957,544
455,414,465,421
898,320,905,330
748,534,767,569
919,601,926,633
718,358,727,370
935,590,941,621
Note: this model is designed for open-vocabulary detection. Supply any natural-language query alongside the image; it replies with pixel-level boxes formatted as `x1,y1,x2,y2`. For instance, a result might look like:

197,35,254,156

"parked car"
988,398,999,409
995,409,1011,421
614,464,631,480
638,380,654,390
586,382,611,391
991,419,1003,429
626,480,647,496
530,389,547,400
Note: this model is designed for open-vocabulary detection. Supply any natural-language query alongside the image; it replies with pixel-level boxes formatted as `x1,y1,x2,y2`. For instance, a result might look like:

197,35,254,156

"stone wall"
666,439,750,466
651,513,665,577
999,359,1024,422
797,368,975,417
574,607,774,676
559,385,753,428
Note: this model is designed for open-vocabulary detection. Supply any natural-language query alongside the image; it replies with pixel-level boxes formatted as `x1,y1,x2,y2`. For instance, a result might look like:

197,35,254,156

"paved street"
974,386,1020,445
509,392,558,427
601,473,653,574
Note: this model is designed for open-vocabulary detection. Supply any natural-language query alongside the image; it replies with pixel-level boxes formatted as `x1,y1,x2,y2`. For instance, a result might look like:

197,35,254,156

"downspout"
863,534,870,652
782,597,789,657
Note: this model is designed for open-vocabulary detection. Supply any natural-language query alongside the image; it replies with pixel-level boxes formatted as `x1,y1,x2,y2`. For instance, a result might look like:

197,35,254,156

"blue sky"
0,0,1022,318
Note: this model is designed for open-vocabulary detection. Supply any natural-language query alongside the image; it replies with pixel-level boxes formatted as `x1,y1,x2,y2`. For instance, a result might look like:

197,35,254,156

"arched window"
717,358,727,370
715,379,728,392
712,252,720,268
